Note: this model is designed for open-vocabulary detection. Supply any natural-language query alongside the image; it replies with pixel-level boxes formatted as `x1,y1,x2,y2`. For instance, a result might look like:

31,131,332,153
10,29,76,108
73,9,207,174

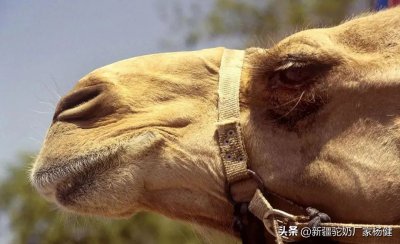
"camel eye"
270,63,320,90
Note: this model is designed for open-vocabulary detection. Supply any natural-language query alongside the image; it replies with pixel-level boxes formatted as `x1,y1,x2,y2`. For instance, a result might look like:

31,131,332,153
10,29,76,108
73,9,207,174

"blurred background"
0,0,391,243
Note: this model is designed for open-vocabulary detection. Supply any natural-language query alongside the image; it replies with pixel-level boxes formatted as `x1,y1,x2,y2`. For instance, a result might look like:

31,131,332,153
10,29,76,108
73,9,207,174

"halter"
216,48,400,244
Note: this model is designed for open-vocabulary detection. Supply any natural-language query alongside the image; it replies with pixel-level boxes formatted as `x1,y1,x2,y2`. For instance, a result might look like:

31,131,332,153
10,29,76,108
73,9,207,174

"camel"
31,7,400,243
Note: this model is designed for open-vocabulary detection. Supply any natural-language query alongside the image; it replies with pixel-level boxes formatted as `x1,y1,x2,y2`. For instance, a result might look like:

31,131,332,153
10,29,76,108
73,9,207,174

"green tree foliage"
0,153,235,244
168,0,371,47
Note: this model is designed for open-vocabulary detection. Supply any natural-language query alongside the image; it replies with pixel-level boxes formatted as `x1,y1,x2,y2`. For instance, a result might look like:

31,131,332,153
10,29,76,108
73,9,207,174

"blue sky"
1,0,167,169
0,0,224,173
0,0,230,242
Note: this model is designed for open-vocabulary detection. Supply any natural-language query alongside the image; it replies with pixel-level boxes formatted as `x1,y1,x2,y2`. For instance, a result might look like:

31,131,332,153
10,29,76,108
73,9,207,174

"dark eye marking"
264,57,333,129
269,61,328,90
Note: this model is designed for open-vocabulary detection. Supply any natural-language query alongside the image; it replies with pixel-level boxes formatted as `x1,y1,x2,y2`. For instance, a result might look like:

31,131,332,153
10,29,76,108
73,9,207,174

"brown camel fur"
31,7,400,242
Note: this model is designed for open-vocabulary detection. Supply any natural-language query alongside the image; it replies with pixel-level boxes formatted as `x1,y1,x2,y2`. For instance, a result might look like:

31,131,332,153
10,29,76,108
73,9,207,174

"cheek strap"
217,48,268,244
217,48,248,184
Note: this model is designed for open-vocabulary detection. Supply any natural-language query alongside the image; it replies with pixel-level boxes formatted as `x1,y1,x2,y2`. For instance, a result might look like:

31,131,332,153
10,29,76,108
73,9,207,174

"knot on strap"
306,207,331,228
233,202,248,233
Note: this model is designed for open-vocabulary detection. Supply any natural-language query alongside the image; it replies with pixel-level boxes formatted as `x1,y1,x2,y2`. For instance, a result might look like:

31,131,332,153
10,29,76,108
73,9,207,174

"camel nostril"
53,84,103,122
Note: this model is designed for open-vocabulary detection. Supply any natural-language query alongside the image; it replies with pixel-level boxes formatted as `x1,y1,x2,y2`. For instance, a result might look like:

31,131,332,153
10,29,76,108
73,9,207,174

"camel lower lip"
32,161,92,200
31,145,119,199
55,171,94,206
31,131,160,200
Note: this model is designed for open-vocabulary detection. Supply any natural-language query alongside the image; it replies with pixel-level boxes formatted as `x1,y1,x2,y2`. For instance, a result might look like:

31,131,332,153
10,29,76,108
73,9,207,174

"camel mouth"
54,163,98,206
31,149,116,203
31,131,161,205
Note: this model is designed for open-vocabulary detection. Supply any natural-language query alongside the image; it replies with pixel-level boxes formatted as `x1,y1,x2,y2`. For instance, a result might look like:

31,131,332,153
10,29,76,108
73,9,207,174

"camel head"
31,7,400,233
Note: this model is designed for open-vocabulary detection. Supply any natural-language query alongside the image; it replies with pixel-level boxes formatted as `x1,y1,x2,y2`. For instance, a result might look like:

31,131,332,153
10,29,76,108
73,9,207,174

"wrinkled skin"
31,7,400,238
